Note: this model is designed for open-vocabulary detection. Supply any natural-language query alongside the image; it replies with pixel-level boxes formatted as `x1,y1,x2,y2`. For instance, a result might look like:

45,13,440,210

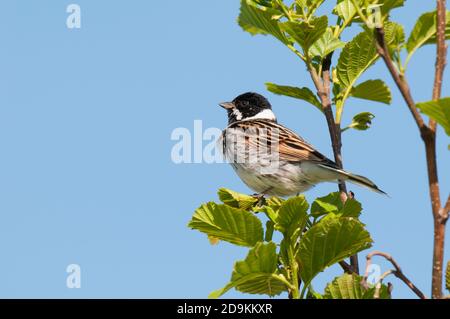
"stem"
374,15,448,297
288,245,300,299
374,269,394,299
430,0,448,298
305,52,359,273
339,260,355,274
323,54,360,273
374,28,425,130
362,251,427,299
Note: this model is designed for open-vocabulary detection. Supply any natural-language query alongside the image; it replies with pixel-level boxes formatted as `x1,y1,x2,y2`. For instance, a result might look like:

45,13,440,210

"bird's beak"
219,102,235,110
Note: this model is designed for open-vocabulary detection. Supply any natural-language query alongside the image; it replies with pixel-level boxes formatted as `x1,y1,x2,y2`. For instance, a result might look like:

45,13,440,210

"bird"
218,92,386,197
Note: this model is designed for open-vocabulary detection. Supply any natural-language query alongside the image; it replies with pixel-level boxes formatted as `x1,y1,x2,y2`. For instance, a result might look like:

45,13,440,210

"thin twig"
339,260,355,274
441,195,450,220
373,27,426,132
362,251,427,299
374,269,394,299
309,53,358,273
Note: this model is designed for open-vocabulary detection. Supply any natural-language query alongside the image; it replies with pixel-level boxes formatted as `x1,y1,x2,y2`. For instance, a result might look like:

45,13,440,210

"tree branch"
441,195,450,220
362,251,427,299
374,269,394,299
373,27,427,133
339,260,355,274
306,53,359,274
432,0,448,112
373,9,448,297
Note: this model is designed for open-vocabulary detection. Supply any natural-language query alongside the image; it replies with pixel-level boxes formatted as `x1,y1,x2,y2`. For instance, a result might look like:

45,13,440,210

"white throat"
244,109,277,121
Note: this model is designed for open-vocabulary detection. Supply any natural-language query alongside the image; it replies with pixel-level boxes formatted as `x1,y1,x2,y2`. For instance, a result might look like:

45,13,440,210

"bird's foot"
252,193,267,206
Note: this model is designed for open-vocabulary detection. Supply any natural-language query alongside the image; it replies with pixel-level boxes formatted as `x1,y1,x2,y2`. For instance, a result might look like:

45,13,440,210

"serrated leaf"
218,188,258,210
324,273,390,299
351,79,392,104
334,0,357,24
298,217,373,286
281,16,328,51
337,30,379,89
275,195,309,238
295,0,326,18
210,242,289,298
340,199,363,218
406,11,450,61
255,196,284,221
309,28,345,58
377,0,405,17
238,0,289,44
347,112,375,131
266,83,322,111
188,202,263,247
416,97,450,136
384,21,406,53
311,192,342,217
311,192,362,218
266,196,285,210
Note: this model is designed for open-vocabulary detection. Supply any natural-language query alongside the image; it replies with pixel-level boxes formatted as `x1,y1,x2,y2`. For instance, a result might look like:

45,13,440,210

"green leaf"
210,242,289,298
238,0,289,44
384,21,405,50
340,199,363,218
324,273,390,299
218,188,258,210
426,11,450,44
266,196,285,210
446,261,450,292
281,16,328,51
416,97,450,136
377,0,405,17
295,0,326,18
255,196,284,222
334,0,357,25
337,30,379,90
188,202,263,247
311,192,362,218
351,79,392,104
406,11,450,63
275,195,309,239
309,28,345,59
266,83,322,111
311,192,343,217
298,216,373,286
345,112,375,131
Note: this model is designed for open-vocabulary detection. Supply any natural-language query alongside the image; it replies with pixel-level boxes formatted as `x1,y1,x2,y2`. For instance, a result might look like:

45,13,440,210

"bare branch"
373,27,427,133
322,53,360,273
432,0,448,107
441,195,450,220
362,251,427,299
373,7,448,297
305,53,358,274
374,269,394,299
429,0,448,299
339,260,355,274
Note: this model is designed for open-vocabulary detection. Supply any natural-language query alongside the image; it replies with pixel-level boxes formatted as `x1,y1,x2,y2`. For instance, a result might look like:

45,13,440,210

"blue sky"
0,1,448,298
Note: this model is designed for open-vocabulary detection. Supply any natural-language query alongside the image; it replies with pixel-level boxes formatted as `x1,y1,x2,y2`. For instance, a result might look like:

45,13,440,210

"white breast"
222,126,315,196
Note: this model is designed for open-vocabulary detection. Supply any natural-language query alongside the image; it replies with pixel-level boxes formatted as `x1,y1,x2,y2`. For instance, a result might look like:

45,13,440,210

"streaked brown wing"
227,119,335,164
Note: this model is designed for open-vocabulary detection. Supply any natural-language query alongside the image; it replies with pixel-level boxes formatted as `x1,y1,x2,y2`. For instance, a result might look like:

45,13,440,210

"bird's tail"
318,164,387,195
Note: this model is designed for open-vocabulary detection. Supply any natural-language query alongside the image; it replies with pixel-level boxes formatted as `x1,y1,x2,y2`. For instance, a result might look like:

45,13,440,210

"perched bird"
219,92,385,197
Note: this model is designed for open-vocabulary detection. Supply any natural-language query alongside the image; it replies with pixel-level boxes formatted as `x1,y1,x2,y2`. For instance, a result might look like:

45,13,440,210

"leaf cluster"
188,189,388,298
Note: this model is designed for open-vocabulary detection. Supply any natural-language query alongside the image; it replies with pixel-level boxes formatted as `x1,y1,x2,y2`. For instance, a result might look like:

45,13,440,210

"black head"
219,92,276,124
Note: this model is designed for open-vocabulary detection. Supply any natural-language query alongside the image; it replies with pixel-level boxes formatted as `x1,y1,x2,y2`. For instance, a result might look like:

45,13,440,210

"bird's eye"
241,101,249,106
